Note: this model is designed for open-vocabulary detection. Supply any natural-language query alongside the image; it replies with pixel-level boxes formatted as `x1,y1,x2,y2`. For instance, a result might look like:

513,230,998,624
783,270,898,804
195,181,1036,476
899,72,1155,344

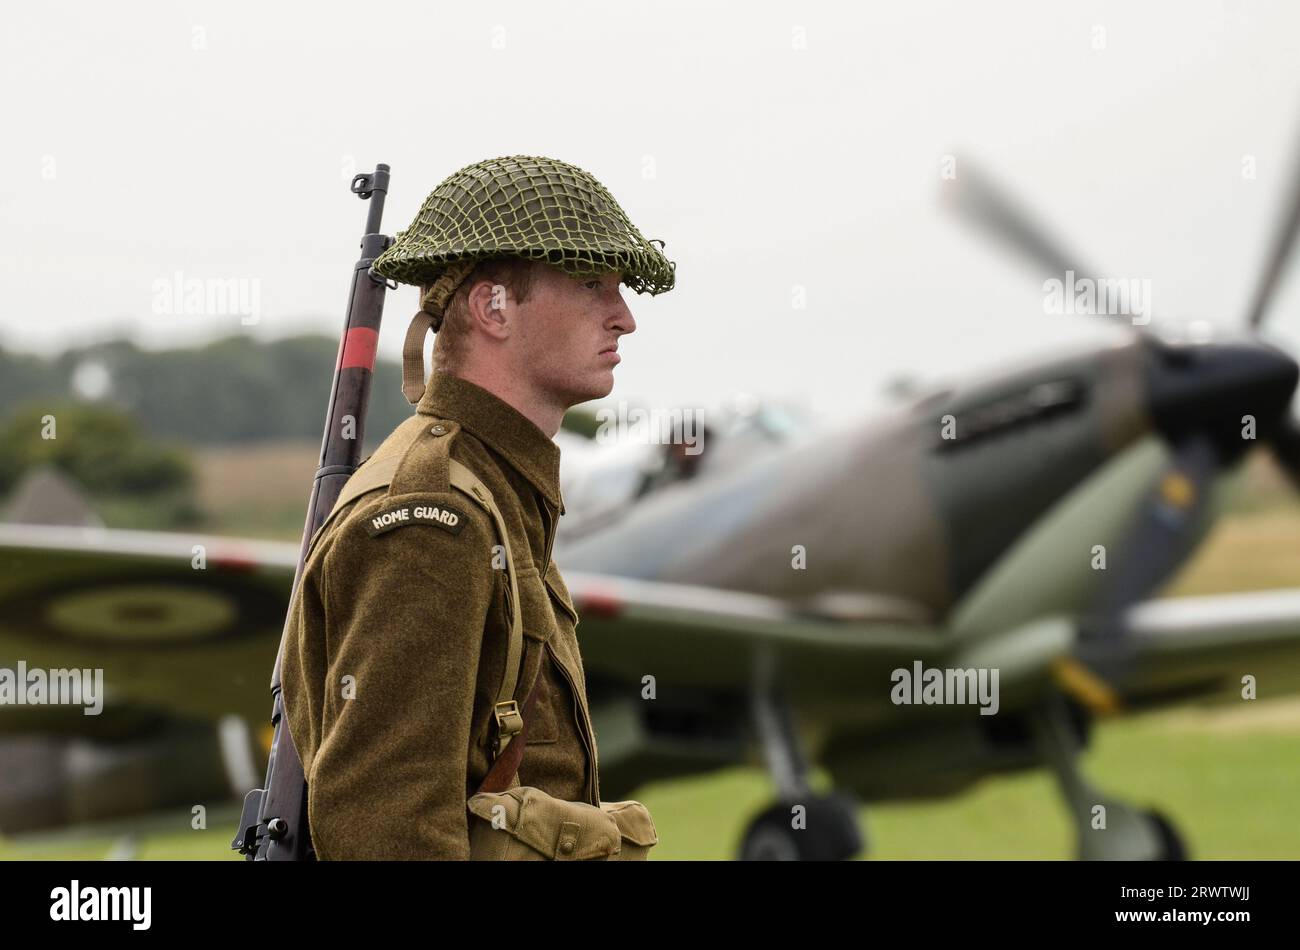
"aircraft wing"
6,519,1297,733
0,524,297,729
1117,589,1300,703
562,571,1300,715
0,520,961,742
558,570,961,716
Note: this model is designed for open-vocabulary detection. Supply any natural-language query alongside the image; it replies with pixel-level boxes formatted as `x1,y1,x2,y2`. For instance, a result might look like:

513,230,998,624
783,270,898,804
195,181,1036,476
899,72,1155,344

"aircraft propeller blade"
1269,415,1300,491
943,159,1147,327
1244,125,1300,331
1078,433,1220,693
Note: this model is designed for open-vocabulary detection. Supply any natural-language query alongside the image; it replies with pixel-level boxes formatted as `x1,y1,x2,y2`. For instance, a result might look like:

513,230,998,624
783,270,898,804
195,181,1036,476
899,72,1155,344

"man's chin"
570,371,615,404
593,371,616,399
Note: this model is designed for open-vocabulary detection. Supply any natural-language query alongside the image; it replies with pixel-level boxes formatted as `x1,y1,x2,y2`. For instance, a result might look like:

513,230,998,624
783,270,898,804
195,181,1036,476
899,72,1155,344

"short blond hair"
423,258,541,375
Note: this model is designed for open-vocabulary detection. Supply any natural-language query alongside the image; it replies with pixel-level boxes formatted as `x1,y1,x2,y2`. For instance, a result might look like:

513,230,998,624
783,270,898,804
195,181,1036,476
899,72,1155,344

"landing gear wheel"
738,793,864,861
1144,808,1189,861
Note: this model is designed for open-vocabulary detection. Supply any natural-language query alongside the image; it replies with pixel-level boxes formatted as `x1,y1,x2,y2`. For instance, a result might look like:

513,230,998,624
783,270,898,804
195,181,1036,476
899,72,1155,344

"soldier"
280,155,675,859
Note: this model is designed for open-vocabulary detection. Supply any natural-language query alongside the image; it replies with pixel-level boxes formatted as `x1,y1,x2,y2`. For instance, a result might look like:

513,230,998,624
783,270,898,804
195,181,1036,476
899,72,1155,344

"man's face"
511,263,636,406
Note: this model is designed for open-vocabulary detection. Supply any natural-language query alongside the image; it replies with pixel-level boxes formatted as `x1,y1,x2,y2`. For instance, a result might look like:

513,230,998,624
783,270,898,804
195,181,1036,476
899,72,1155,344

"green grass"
0,806,247,861
4,701,1295,860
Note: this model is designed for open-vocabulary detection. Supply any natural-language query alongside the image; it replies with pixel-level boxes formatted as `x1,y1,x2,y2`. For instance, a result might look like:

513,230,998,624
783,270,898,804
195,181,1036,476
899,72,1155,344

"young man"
280,156,675,859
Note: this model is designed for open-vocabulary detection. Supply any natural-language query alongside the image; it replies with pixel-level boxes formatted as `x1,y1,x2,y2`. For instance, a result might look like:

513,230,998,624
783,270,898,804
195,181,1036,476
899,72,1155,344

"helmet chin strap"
401,261,478,405
401,309,438,406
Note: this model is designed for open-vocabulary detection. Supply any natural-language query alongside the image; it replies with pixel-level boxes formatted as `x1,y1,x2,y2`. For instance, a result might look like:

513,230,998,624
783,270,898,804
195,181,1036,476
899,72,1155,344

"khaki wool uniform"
281,371,599,860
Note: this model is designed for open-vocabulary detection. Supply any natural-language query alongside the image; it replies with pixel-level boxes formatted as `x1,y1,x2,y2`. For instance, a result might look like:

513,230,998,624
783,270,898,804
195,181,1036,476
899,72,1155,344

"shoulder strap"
446,459,526,761
331,455,403,517
309,414,453,550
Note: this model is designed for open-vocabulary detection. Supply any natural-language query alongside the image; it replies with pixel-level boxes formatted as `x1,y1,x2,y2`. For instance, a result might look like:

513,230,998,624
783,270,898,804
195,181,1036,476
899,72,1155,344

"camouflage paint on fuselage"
558,336,1154,625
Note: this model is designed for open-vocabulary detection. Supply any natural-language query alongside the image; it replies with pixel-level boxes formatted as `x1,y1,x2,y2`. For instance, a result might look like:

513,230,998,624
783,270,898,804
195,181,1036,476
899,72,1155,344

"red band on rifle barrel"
339,327,379,371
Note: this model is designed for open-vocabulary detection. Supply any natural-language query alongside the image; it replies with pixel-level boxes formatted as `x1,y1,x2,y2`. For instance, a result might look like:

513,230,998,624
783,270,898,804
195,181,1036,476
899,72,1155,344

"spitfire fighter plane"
546,149,1300,860
4,140,1300,860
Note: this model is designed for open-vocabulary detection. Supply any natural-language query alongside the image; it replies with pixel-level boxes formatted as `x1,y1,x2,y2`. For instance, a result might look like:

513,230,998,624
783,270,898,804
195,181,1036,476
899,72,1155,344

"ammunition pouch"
467,788,657,861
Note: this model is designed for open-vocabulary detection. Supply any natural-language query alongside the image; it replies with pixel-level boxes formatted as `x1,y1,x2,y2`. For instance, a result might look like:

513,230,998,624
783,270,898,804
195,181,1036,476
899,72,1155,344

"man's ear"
465,278,510,337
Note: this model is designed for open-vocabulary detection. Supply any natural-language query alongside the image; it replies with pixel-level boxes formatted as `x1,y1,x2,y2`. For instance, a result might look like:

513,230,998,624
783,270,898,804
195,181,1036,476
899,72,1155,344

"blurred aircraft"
0,467,263,832
6,125,1300,860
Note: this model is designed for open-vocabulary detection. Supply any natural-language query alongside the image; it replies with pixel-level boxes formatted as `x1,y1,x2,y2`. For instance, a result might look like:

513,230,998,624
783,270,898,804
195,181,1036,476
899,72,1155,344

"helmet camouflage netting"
384,155,675,405
372,155,677,298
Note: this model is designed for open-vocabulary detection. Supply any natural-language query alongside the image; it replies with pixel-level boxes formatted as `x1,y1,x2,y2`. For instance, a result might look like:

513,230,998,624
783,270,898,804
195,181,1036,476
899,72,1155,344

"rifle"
232,165,394,860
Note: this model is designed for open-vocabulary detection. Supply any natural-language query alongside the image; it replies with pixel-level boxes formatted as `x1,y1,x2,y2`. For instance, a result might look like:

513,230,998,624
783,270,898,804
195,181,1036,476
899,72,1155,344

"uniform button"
560,840,574,855
430,424,448,436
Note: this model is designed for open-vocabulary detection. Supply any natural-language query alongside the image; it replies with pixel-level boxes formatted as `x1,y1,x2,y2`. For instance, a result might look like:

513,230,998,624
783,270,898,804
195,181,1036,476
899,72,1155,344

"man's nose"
611,295,636,335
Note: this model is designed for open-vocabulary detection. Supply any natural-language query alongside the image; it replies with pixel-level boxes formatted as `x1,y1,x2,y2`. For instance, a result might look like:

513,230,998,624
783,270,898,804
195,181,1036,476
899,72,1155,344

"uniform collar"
417,371,565,513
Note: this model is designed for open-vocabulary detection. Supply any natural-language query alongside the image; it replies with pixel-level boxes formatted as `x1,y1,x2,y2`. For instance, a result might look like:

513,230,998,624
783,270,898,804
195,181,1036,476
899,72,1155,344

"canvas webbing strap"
448,459,526,759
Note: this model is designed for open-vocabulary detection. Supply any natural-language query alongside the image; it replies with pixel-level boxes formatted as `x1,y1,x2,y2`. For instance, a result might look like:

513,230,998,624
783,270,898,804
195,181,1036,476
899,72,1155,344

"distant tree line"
0,334,599,449
0,335,603,452
0,403,192,497
0,334,414,447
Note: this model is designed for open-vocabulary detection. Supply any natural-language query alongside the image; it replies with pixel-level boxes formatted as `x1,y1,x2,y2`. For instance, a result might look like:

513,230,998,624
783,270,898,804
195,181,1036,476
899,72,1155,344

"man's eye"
584,280,601,290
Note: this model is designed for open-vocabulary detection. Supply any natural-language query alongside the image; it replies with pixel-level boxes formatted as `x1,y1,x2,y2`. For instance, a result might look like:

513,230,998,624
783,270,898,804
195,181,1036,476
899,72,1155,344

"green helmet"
373,155,676,298
385,155,675,405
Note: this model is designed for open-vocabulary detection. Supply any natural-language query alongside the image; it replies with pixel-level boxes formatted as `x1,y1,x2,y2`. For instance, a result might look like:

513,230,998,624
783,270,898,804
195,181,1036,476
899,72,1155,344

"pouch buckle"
493,699,523,754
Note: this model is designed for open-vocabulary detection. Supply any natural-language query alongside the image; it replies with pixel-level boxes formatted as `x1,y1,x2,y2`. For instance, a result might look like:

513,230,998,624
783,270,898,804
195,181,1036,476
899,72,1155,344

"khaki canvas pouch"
467,787,658,861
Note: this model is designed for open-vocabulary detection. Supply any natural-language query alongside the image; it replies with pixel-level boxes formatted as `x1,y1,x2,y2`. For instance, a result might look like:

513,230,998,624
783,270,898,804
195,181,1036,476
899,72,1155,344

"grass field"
190,439,322,540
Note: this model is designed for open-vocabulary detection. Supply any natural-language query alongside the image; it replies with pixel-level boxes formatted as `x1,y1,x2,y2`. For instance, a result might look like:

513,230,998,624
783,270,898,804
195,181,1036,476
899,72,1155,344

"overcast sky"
4,0,1300,424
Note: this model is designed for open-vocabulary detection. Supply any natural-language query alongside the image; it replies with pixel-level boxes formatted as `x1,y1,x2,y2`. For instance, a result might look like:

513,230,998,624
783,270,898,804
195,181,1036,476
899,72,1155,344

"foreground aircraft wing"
0,524,296,729
1116,589,1300,703
0,520,962,740
7,521,1297,736
563,571,1300,715
0,524,954,736
558,571,955,707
